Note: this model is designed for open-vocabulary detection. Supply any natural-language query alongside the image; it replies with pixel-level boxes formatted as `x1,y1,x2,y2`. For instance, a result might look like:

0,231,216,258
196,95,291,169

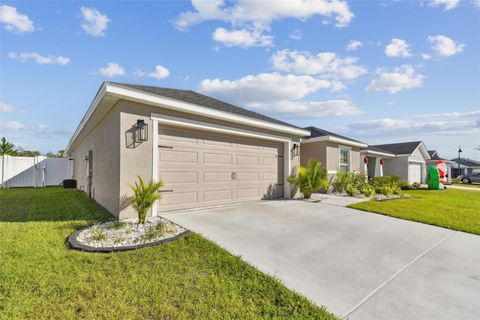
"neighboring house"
368,141,431,184
300,127,368,179
65,82,310,219
450,158,480,177
426,150,453,183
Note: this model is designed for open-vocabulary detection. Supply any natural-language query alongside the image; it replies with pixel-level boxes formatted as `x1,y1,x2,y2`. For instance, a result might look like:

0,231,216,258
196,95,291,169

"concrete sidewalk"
448,185,480,191
163,200,480,320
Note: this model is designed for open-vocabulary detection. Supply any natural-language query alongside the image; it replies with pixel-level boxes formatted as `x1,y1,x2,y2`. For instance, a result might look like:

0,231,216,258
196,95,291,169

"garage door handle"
231,172,237,180
158,189,173,193
158,145,173,149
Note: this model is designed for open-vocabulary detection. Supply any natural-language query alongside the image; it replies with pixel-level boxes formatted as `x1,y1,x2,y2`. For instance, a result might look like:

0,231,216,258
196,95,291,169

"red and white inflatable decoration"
436,160,447,188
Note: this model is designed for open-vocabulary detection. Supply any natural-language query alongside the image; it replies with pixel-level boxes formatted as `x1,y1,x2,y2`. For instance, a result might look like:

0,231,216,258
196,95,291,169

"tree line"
0,137,64,158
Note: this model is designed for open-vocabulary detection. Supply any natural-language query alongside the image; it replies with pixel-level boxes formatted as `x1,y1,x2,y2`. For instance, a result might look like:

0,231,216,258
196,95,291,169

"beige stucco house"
367,141,431,184
300,127,368,179
65,82,310,219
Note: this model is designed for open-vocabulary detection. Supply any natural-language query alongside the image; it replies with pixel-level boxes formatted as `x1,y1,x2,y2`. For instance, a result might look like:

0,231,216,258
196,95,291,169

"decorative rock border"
67,224,190,253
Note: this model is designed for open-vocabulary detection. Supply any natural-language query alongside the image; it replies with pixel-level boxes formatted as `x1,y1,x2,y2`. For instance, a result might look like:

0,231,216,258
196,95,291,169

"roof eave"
66,82,310,152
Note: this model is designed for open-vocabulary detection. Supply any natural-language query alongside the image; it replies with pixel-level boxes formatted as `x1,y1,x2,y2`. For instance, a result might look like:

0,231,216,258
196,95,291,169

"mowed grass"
0,187,335,320
349,189,480,235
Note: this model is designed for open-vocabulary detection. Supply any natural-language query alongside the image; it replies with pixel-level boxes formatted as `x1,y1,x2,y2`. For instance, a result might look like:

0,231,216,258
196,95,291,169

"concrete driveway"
162,199,480,320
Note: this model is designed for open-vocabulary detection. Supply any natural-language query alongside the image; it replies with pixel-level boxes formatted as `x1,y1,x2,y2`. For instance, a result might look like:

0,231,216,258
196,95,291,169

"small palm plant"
287,159,328,199
128,176,164,224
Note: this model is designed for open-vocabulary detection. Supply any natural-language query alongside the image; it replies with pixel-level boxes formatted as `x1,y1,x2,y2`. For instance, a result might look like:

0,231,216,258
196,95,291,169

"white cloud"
347,110,480,137
366,65,425,94
385,38,412,57
346,40,363,51
7,52,70,65
98,62,125,77
428,35,465,56
271,49,367,80
1,102,17,113
0,121,70,137
199,72,342,105
198,72,357,118
248,99,362,118
0,121,24,130
212,27,273,47
136,64,170,80
475,0,480,8
80,7,109,37
290,29,302,40
175,0,354,35
421,53,432,60
0,5,34,33
428,0,461,11
175,1,354,47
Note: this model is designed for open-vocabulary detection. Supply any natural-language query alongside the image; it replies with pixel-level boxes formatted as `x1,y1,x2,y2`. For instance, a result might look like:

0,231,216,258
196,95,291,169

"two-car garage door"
157,126,284,212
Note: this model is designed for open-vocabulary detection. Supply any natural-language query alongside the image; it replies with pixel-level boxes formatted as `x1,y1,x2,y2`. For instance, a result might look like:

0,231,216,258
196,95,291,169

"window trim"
339,145,352,172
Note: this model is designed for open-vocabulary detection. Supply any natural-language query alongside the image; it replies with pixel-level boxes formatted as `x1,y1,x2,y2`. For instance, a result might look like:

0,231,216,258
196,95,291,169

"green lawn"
349,189,480,235
452,183,480,188
0,187,335,320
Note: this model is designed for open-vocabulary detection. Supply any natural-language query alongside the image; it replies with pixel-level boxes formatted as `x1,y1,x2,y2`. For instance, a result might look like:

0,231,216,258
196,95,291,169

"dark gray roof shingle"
363,146,395,155
303,126,365,144
370,141,422,155
451,158,480,167
110,82,301,130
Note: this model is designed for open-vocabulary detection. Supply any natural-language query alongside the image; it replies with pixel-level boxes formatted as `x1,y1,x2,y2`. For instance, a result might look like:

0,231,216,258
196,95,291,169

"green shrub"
140,223,165,242
371,176,401,188
379,186,394,196
108,220,126,230
113,236,126,244
333,171,367,194
128,176,164,224
90,226,107,242
392,186,402,195
287,159,328,199
346,184,357,196
399,180,413,190
360,184,375,197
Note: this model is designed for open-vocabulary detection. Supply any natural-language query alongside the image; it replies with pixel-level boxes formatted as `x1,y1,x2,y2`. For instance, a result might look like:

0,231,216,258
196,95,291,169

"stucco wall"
301,141,362,173
69,107,121,215
382,156,408,180
409,147,426,163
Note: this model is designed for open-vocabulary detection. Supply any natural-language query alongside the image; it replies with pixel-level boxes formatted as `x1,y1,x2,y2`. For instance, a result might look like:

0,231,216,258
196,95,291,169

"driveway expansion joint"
342,230,456,319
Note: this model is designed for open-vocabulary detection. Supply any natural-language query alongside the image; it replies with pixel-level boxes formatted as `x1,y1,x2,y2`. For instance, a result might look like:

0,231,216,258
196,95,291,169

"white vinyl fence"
0,155,74,188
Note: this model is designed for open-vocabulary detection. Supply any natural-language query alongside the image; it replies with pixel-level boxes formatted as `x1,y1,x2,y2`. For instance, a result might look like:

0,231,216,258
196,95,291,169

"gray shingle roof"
110,82,301,130
363,146,395,155
370,141,422,155
450,158,480,167
303,126,365,144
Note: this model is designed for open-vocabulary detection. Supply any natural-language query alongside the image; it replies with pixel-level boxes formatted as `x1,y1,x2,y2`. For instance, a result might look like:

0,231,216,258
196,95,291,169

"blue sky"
1,0,479,159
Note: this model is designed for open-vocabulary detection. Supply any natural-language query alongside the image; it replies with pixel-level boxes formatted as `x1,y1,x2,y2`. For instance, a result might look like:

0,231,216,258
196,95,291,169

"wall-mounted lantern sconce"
364,156,368,164
136,119,148,142
291,143,299,158
380,159,384,165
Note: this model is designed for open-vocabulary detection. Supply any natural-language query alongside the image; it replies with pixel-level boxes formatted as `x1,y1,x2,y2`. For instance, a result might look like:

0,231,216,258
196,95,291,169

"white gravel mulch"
76,217,186,248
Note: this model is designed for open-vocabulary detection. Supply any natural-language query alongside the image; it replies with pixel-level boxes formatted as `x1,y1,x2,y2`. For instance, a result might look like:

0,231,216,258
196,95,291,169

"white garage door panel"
158,126,284,212
409,164,422,184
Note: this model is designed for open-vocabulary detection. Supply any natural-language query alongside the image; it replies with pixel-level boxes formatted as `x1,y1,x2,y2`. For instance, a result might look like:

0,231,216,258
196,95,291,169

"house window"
339,147,350,172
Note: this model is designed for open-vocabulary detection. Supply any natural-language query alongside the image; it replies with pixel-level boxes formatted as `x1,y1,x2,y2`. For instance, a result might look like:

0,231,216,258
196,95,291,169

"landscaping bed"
69,218,189,252
0,187,335,319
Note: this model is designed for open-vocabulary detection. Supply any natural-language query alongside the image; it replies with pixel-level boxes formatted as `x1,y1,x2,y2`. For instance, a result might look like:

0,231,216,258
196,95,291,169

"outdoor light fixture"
364,156,368,164
291,143,299,158
458,146,462,172
136,119,148,142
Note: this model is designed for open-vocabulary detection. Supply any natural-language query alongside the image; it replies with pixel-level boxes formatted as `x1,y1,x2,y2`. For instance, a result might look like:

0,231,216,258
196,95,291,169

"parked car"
457,172,480,184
